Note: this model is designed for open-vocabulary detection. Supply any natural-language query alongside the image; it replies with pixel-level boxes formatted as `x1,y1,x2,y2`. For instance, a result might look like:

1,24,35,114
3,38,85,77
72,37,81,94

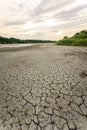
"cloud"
33,0,75,16
36,32,42,36
4,20,26,26
0,0,87,40
53,18,86,32
9,0,32,18
54,4,87,21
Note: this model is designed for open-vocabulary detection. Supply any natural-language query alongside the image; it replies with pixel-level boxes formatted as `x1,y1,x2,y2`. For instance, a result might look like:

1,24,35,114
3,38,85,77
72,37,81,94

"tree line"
0,36,54,44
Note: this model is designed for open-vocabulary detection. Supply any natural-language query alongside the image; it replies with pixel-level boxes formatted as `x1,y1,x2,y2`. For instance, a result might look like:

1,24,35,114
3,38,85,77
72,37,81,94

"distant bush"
56,30,87,46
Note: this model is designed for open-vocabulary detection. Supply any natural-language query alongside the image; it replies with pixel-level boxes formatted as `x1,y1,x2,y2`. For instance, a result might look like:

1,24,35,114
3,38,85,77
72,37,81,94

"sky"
0,0,87,40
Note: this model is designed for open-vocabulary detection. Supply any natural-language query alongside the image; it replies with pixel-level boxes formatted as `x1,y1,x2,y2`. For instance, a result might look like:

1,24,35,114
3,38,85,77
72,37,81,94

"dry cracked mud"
0,44,87,130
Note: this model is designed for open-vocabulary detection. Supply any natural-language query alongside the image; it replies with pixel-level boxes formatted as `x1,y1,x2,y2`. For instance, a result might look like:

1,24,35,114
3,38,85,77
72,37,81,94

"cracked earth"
0,44,87,130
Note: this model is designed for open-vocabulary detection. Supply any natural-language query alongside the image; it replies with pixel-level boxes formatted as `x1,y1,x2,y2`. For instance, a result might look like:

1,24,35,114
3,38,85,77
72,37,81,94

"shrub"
56,30,87,46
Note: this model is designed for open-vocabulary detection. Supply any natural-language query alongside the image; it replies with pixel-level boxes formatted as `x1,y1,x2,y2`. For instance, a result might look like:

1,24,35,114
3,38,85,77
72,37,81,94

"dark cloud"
5,20,26,26
54,4,87,20
36,32,42,36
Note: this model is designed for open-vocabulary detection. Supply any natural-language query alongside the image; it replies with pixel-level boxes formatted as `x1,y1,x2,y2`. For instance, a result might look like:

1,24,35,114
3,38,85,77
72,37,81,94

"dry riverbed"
0,44,87,130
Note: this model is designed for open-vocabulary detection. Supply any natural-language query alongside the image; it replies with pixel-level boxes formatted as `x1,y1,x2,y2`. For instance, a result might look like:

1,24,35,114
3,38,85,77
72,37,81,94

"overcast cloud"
0,0,87,40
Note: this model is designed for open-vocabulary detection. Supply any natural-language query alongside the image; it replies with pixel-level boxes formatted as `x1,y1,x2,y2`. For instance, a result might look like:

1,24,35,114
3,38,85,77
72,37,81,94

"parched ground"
0,44,87,130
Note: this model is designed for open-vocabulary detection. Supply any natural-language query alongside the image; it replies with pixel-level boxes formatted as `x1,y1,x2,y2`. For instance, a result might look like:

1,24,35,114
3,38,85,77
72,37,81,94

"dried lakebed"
0,44,87,130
